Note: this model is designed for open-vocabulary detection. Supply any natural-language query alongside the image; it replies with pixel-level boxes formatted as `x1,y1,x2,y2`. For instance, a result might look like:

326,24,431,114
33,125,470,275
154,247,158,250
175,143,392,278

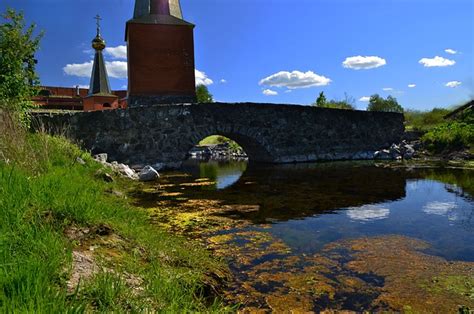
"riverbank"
0,128,231,312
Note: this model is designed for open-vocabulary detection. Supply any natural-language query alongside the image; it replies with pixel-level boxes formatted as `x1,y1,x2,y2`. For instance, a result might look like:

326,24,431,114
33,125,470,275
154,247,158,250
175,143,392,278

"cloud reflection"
423,201,458,220
346,205,390,222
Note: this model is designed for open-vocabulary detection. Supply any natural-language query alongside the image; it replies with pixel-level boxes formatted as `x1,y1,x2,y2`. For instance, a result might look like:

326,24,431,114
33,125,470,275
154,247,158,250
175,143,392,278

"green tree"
0,9,43,123
313,92,355,110
315,91,327,107
196,84,213,103
367,94,404,113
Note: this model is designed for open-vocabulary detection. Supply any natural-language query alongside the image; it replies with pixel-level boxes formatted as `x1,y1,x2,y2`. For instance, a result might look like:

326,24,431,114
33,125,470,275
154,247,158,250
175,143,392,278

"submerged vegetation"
131,167,474,312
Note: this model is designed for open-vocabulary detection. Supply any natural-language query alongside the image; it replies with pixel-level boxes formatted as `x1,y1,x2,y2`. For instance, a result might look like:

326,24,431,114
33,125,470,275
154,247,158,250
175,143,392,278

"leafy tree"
367,94,404,113
315,91,327,107
196,84,213,103
0,8,43,123
313,92,355,110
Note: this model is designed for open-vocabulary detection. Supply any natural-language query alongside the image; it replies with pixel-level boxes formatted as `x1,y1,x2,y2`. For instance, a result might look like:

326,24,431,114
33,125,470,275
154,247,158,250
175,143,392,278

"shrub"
196,84,213,103
313,92,355,110
404,108,451,131
422,121,474,153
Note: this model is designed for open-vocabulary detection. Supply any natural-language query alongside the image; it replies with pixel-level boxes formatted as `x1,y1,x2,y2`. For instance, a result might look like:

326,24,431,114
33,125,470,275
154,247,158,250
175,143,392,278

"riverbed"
133,160,474,312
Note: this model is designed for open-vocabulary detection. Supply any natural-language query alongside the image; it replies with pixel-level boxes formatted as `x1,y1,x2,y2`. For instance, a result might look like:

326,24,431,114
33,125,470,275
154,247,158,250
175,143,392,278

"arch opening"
184,135,250,189
188,135,248,161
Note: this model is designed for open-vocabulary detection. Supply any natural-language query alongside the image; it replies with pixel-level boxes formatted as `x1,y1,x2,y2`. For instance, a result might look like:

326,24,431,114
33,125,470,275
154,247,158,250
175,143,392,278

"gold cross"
94,14,102,35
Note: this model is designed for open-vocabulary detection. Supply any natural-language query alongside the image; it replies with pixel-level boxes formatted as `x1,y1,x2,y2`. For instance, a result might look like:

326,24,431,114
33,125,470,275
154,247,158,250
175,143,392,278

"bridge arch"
186,129,273,163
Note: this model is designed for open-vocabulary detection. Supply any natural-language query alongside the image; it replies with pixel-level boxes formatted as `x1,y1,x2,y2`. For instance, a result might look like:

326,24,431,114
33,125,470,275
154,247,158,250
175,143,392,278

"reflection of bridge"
37,103,404,167
206,163,408,222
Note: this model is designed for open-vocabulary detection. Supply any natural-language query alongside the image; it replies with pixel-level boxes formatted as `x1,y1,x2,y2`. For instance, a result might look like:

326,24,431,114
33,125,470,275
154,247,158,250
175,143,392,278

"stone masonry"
34,103,404,168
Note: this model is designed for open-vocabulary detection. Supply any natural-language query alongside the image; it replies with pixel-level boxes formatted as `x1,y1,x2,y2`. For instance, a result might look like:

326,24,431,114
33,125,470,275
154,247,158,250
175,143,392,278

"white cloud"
104,45,127,60
63,60,128,79
64,61,94,77
346,205,390,222
445,81,462,88
419,56,455,67
445,48,457,55
259,70,331,89
342,56,387,70
106,61,128,78
121,85,127,89
263,89,278,96
220,79,227,84
284,90,292,93
359,96,371,102
408,84,416,88
382,87,394,91
195,69,213,86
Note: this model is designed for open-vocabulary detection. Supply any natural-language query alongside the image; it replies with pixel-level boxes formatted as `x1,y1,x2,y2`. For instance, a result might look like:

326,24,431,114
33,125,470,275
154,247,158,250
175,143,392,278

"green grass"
404,108,451,132
199,135,243,152
0,126,230,312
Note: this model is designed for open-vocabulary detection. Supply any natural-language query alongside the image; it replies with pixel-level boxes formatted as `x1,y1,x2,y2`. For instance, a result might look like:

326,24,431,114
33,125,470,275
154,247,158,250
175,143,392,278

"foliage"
315,91,327,107
313,92,355,110
199,135,243,152
0,124,229,311
196,84,214,103
0,8,43,124
367,94,404,113
422,121,474,153
404,108,451,131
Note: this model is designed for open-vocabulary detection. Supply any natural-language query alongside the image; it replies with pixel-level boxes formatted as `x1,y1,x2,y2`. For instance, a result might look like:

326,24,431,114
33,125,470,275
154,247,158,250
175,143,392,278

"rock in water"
139,166,160,182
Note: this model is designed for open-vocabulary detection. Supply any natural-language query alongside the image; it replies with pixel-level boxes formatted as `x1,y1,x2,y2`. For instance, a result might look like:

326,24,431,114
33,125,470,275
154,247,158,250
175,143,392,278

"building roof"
133,0,183,19
89,50,113,96
444,100,474,120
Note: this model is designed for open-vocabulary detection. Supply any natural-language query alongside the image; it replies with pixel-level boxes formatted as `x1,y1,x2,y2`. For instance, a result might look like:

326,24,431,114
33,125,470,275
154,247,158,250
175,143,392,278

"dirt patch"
67,250,98,293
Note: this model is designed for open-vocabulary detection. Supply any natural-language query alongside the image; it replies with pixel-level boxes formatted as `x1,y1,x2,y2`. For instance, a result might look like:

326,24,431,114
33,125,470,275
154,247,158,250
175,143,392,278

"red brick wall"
127,23,196,97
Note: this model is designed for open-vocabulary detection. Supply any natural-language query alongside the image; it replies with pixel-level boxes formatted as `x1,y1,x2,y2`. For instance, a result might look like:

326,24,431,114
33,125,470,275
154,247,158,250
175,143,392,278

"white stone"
93,153,108,163
139,166,160,182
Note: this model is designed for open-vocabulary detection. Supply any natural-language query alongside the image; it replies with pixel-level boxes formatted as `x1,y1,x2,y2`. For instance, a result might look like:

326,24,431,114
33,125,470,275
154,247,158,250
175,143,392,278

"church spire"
88,15,112,96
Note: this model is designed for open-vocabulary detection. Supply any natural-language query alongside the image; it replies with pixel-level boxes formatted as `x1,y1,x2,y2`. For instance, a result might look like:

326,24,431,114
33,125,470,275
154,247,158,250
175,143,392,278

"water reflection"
138,160,474,311
345,204,391,222
182,160,247,189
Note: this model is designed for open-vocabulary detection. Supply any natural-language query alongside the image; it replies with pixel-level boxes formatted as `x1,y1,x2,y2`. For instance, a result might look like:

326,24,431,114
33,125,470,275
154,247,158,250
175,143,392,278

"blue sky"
1,0,473,110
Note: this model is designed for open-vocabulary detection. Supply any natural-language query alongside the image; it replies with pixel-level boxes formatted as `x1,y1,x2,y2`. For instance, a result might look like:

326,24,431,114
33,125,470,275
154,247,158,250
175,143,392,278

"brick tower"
126,0,196,107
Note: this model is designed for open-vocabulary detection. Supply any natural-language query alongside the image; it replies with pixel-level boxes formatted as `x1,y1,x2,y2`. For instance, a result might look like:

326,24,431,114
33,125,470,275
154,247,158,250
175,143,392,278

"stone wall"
34,103,404,168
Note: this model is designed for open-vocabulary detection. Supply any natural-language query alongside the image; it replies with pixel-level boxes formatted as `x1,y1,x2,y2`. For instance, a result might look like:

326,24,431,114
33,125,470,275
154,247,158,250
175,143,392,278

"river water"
142,160,474,312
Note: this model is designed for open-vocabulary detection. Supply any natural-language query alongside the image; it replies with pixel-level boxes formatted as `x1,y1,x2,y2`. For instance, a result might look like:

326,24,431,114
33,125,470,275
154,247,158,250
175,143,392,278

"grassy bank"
0,117,230,312
405,107,473,155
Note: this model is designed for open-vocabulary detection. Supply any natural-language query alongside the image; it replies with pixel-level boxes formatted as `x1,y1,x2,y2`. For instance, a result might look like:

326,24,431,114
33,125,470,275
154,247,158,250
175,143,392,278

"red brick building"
32,86,127,111
33,16,128,112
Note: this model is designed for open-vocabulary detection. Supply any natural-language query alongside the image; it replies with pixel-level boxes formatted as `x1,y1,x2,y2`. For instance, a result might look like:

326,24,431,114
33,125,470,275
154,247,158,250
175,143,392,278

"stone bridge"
36,103,404,168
